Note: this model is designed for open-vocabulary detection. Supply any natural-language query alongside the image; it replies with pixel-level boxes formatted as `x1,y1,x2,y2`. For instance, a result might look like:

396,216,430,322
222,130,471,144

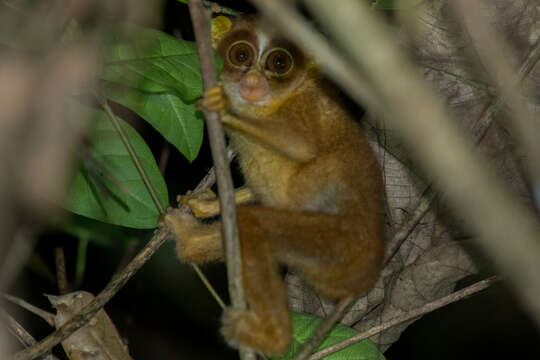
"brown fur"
164,15,384,356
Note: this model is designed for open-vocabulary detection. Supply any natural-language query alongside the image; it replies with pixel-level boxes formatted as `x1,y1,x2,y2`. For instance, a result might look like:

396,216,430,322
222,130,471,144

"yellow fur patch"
211,16,232,47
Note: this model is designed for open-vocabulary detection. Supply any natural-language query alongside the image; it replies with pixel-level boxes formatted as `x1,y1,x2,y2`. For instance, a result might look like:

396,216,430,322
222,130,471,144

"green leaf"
63,103,168,229
175,0,188,3
104,82,204,162
372,0,426,10
273,312,386,360
102,25,222,102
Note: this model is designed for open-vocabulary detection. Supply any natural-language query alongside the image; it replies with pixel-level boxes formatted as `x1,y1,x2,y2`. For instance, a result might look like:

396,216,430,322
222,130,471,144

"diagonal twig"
293,297,354,360
309,276,498,359
9,228,168,360
1,293,55,327
0,308,59,360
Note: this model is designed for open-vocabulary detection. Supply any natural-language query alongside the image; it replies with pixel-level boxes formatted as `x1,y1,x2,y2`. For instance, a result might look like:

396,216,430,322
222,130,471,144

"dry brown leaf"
47,291,133,360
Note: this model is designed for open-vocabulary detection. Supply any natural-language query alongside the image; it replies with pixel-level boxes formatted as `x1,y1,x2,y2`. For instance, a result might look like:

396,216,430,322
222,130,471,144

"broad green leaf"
175,0,188,3
273,312,386,360
63,103,168,229
104,82,204,162
372,0,425,10
102,25,222,102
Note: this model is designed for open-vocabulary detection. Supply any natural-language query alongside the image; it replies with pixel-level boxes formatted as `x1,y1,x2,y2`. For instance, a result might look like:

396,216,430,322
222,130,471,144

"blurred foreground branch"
0,309,58,360
250,0,540,328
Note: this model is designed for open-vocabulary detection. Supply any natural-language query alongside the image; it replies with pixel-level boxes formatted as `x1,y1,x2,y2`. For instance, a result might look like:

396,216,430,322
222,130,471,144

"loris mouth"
240,86,269,103
239,70,270,103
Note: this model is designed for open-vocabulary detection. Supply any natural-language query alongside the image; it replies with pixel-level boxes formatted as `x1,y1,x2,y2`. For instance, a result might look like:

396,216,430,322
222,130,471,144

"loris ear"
211,15,233,48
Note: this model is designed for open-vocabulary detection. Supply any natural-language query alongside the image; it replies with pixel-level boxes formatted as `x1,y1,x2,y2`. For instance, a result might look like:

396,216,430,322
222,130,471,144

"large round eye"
227,40,256,68
265,48,294,76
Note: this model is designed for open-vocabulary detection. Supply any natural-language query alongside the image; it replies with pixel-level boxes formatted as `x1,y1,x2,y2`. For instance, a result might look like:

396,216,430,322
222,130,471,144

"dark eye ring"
264,48,294,76
227,40,256,69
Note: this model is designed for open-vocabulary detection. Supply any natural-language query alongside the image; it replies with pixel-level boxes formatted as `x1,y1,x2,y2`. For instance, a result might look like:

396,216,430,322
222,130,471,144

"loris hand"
199,86,227,113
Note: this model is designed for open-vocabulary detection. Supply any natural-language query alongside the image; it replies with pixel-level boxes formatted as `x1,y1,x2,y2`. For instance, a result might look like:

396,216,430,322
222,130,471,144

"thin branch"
309,276,499,360
192,264,226,310
99,96,166,215
384,186,436,265
54,247,68,295
293,297,354,360
0,293,55,327
187,1,252,358
0,309,59,360
9,229,168,360
1,308,38,348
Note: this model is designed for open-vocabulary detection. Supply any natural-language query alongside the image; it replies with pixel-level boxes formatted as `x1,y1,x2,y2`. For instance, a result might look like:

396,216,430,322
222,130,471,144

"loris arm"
202,86,316,163
221,112,316,163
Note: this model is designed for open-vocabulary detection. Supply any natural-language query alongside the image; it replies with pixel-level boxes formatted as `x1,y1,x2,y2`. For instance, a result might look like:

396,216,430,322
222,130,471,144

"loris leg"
222,205,383,355
166,204,382,354
221,206,291,355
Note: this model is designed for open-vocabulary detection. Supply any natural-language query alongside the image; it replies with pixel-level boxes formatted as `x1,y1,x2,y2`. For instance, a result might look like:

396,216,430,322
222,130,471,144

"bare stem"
0,293,55,327
0,308,59,360
187,1,251,358
384,186,436,265
54,247,68,294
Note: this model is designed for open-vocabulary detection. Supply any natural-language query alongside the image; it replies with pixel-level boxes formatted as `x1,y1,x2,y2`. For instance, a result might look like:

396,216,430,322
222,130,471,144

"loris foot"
177,189,220,218
199,86,227,112
221,308,291,356
163,207,199,239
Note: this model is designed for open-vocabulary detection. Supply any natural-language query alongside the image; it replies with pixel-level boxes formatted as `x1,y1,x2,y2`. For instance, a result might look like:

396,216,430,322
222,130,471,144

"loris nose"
240,70,269,102
243,70,264,88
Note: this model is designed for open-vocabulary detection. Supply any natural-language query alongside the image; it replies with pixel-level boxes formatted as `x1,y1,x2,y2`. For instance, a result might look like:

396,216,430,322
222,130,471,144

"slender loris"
164,15,384,356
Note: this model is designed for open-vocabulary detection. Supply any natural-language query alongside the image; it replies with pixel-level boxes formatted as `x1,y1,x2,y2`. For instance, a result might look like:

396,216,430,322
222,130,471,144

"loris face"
212,15,316,117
